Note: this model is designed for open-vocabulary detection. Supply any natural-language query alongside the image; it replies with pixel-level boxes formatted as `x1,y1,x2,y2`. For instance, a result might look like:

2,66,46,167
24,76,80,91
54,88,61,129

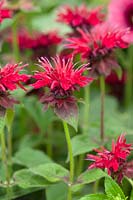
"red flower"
107,0,133,43
8,30,62,59
32,56,93,121
86,134,132,182
0,0,12,23
0,63,29,92
57,5,104,30
8,30,62,50
32,56,93,92
66,24,129,76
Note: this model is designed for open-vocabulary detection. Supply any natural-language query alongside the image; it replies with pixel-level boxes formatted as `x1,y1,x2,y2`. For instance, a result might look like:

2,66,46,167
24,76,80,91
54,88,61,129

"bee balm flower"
0,63,29,111
0,0,12,23
57,5,104,31
32,56,93,121
86,134,132,183
108,0,133,43
66,24,129,77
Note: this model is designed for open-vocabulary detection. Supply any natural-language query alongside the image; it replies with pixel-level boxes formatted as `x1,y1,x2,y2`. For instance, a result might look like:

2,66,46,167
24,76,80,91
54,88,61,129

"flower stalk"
76,85,90,176
125,46,133,108
0,129,10,183
5,109,15,177
63,121,74,200
100,76,105,142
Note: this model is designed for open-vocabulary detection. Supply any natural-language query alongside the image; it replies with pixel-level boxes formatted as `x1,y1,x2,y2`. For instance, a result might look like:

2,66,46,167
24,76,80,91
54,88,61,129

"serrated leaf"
105,177,126,200
0,186,42,200
72,169,107,192
71,134,99,157
13,148,53,168
79,194,107,200
14,169,51,188
30,163,69,183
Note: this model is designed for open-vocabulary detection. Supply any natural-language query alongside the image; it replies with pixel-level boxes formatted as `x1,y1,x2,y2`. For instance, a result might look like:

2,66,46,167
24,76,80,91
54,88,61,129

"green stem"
5,109,14,178
93,179,100,193
124,46,133,108
0,130,10,183
7,126,12,176
76,85,90,176
63,121,74,200
46,124,53,158
100,76,105,142
12,15,20,62
83,86,90,135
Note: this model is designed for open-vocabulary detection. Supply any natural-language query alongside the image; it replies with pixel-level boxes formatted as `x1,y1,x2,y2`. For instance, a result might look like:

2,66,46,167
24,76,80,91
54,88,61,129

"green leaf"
115,68,122,80
46,182,67,200
24,97,56,133
5,108,14,131
79,194,107,200
72,169,107,192
13,148,53,168
14,169,51,188
31,12,71,35
71,134,99,157
105,177,126,200
30,163,69,183
0,186,42,200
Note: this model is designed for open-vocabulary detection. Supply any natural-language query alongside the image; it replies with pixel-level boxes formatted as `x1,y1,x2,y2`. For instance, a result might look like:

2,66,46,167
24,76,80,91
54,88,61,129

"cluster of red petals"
87,134,132,182
0,0,12,23
66,25,129,60
32,56,93,93
0,63,29,92
57,5,104,29
8,30,62,50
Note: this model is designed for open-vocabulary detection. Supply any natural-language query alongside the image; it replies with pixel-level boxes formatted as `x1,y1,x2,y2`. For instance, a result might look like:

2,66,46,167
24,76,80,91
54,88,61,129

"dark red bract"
86,134,132,182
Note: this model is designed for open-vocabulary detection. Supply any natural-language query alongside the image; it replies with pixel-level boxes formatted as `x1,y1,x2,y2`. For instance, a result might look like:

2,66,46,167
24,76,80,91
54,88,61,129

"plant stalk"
63,121,74,200
100,76,105,142
76,85,90,176
0,130,10,183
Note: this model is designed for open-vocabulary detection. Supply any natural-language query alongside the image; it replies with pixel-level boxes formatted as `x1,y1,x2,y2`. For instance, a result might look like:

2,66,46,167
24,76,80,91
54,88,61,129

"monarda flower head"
86,134,132,183
57,5,105,32
108,0,133,43
32,56,93,123
0,63,29,114
66,24,129,77
8,30,62,60
0,0,12,23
